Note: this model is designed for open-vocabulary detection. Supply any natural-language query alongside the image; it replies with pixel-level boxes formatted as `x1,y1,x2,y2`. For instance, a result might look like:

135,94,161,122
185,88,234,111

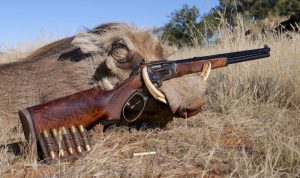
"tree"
218,0,300,34
161,5,200,47
220,0,300,20
161,5,220,47
276,0,300,16
161,1,299,47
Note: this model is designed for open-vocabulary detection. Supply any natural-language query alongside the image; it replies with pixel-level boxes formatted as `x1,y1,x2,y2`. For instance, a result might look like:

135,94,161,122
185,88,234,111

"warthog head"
0,23,206,129
70,23,206,118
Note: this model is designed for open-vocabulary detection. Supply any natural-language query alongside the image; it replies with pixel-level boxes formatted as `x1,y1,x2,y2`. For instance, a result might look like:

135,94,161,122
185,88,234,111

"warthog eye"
110,41,129,63
110,40,144,69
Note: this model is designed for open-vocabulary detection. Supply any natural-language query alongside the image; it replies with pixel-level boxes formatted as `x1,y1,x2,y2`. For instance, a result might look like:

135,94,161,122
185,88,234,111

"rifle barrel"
174,45,270,65
227,53,270,64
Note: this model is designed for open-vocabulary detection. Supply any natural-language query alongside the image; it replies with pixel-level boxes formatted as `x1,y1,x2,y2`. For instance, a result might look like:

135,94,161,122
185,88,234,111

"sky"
0,0,219,48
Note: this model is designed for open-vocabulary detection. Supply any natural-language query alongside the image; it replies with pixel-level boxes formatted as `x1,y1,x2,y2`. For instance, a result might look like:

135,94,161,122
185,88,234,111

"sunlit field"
1,27,299,177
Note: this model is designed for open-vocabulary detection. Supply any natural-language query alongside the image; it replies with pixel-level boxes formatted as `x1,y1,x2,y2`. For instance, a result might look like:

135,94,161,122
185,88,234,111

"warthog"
0,23,206,130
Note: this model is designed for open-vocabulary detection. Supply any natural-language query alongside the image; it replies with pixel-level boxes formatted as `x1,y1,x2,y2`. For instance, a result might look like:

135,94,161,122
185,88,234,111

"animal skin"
0,23,206,130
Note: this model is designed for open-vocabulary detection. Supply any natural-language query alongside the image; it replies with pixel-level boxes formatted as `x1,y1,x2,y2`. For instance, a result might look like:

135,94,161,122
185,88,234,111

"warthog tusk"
142,66,167,104
199,62,211,81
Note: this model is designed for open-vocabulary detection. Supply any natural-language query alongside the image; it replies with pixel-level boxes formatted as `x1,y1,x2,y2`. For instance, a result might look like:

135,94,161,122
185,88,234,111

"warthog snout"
160,73,206,118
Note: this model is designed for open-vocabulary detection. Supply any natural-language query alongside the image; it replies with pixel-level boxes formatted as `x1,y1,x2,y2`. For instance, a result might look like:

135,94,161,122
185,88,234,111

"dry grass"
0,36,52,64
1,27,300,177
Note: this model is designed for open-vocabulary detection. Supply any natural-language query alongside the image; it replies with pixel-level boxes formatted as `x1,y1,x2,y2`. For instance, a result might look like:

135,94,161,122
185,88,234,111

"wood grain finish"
176,58,227,76
27,76,142,135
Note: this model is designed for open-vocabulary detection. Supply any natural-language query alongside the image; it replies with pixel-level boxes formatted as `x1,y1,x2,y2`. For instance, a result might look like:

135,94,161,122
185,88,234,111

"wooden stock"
176,57,227,76
21,75,142,135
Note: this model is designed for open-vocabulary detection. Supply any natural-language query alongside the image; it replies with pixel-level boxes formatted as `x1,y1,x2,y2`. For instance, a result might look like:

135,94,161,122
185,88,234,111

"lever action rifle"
19,45,270,163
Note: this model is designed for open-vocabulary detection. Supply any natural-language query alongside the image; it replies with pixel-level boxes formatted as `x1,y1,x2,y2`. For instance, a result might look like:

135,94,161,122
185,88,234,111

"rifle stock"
20,75,142,136
19,76,142,163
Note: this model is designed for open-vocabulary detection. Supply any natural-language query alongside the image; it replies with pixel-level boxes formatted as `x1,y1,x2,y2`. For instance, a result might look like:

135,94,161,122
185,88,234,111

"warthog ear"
162,45,178,58
72,32,101,53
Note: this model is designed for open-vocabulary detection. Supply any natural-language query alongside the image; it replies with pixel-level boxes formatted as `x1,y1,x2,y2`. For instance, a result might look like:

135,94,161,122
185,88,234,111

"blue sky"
0,0,219,47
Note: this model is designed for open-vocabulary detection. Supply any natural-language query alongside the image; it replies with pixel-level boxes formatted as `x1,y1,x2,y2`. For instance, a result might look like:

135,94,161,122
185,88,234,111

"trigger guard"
122,89,148,122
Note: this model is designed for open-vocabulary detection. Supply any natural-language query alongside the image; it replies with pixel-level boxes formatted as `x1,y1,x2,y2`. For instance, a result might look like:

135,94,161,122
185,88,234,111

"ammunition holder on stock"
19,109,92,164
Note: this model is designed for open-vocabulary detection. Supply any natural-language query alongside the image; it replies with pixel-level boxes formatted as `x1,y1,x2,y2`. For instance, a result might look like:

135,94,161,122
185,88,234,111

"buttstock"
19,75,142,162
20,75,141,135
